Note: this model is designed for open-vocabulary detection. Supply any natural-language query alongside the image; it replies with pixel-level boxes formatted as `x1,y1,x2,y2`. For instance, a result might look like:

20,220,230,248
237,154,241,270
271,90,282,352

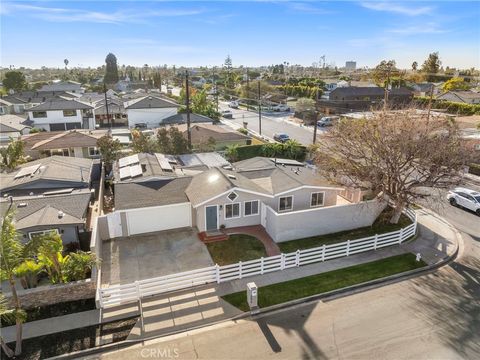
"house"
0,114,31,146
21,129,106,159
436,91,480,104
0,156,97,244
124,95,179,128
94,98,127,128
161,113,215,126
39,81,84,94
0,91,74,114
173,123,251,150
26,98,95,131
410,82,439,97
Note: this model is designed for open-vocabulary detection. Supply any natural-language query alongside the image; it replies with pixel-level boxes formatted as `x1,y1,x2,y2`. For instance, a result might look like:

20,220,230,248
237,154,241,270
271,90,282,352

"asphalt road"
95,181,479,360
218,102,322,145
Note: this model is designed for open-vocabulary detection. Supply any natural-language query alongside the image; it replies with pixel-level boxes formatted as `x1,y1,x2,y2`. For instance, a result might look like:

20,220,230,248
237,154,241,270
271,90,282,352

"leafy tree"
442,77,471,91
169,127,189,155
14,260,43,289
197,137,216,152
96,135,122,171
104,53,119,84
0,138,25,171
3,71,27,92
131,130,158,154
315,110,467,224
239,80,273,100
64,251,97,282
283,139,302,160
0,294,26,358
262,142,282,160
295,98,316,113
156,127,172,153
225,144,239,162
37,233,67,284
421,52,441,81
411,61,418,71
0,210,25,356
372,60,401,88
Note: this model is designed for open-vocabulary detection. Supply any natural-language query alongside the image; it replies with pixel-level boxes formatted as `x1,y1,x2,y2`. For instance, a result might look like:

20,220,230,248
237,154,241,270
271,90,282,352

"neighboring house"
0,156,97,244
0,91,75,114
436,91,480,104
410,82,438,97
39,81,84,94
0,114,31,146
161,113,214,126
26,98,95,131
461,129,480,152
124,95,179,128
94,98,127,128
173,123,251,150
21,129,106,159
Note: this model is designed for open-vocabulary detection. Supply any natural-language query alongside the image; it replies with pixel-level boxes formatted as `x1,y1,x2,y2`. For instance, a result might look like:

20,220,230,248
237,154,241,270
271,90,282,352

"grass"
222,253,426,312
278,208,413,253
206,234,267,266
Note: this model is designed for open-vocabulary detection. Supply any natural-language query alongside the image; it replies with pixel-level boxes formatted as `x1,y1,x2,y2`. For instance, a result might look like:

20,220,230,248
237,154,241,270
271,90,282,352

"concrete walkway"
2,208,458,344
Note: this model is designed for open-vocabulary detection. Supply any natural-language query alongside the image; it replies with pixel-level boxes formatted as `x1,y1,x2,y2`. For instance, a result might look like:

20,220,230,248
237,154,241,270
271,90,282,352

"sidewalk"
2,208,459,344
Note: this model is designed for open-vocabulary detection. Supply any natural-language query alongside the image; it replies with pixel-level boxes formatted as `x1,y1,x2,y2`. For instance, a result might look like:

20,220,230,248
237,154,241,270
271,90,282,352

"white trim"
244,200,260,217
310,191,325,208
28,228,59,240
192,187,272,208
119,202,191,213
227,191,239,202
224,202,241,220
205,205,219,231
275,185,343,197
278,195,294,212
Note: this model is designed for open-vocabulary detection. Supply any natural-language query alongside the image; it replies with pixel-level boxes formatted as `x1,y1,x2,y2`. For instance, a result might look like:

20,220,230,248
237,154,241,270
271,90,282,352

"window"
63,109,77,117
65,122,82,130
311,192,325,207
89,147,100,157
225,203,240,219
244,200,259,216
279,196,293,212
32,111,47,118
49,148,69,156
227,192,238,201
29,229,59,240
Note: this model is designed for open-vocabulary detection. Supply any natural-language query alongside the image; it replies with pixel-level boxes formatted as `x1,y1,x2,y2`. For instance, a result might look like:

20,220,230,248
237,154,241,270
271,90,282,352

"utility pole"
312,111,318,144
213,66,219,112
384,64,392,111
246,68,249,98
185,70,192,149
103,83,110,129
258,81,262,136
426,83,434,122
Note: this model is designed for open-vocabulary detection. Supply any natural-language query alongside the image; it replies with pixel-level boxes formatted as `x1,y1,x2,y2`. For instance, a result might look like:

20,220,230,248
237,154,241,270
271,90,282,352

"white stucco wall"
264,199,387,243
28,109,95,130
126,107,178,128
262,187,338,213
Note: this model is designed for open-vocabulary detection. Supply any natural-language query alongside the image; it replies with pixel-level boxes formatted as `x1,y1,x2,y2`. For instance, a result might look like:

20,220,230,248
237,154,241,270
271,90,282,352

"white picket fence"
98,209,417,308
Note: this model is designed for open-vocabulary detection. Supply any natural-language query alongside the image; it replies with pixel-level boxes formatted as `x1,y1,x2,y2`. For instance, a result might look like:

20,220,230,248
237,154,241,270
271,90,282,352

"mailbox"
247,282,258,310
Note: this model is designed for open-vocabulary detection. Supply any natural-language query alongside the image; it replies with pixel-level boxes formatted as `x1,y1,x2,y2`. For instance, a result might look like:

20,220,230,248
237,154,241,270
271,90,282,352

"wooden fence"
98,209,417,308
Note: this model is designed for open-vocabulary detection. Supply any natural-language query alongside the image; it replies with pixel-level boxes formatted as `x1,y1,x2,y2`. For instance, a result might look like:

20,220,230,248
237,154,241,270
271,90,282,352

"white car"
221,110,233,119
447,187,480,216
272,104,290,112
228,101,239,109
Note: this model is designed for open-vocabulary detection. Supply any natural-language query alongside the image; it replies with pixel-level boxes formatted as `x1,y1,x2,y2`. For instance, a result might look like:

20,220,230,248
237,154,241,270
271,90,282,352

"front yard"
278,209,413,253
206,234,267,266
222,253,426,311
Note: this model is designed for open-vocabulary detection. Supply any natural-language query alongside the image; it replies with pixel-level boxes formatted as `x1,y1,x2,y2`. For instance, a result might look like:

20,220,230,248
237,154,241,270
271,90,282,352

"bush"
469,163,480,176
236,144,306,161
237,128,248,135
415,97,480,115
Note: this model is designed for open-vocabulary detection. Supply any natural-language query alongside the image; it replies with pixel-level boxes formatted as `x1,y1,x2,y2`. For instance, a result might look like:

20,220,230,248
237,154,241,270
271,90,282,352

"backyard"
206,234,267,266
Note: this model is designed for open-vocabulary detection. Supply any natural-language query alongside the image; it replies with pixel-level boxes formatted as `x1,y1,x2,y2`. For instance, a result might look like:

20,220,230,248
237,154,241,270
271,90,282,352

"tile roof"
27,98,93,111
114,177,192,210
124,95,179,109
0,115,30,132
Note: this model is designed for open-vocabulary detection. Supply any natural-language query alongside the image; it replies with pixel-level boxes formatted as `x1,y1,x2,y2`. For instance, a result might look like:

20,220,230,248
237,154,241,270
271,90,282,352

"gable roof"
161,113,213,125
0,115,30,133
124,95,179,110
437,91,480,102
27,98,93,111
331,87,413,97
30,131,100,150
174,123,250,143
39,81,82,92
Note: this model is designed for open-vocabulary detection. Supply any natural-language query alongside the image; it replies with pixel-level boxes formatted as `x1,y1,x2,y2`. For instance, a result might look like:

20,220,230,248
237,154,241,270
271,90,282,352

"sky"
1,1,479,70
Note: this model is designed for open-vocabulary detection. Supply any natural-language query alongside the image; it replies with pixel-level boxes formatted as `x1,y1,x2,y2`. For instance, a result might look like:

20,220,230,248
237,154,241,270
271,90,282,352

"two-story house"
124,95,179,128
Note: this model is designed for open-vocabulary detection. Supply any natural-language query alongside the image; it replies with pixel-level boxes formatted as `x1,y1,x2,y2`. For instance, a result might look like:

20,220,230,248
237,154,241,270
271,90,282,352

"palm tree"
36,233,67,284
0,210,25,356
262,142,282,161
284,139,302,160
225,144,239,162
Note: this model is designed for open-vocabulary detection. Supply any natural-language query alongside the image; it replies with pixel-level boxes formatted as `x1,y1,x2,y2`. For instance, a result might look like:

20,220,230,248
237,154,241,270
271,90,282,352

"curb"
48,209,461,359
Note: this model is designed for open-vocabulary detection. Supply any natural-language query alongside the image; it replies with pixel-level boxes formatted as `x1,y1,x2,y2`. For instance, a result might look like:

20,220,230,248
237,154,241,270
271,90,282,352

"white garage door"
126,203,192,236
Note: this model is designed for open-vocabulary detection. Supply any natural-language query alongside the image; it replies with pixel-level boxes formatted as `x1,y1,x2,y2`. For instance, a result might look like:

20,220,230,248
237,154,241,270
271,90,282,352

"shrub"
237,128,248,135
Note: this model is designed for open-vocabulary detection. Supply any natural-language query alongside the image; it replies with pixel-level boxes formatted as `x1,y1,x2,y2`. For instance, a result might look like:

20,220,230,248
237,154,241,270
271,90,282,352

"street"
218,102,321,145
93,183,480,360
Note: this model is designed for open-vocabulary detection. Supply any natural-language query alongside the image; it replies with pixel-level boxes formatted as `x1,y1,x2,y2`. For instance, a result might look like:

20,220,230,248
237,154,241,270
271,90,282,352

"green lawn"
222,253,426,311
278,209,413,253
206,234,267,266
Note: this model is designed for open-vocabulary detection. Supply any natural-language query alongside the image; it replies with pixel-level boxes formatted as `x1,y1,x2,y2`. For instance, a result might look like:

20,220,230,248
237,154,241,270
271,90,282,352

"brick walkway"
224,225,281,256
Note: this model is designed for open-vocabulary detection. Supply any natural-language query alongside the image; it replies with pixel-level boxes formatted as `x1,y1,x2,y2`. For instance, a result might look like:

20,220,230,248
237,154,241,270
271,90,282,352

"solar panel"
119,154,139,168
155,154,173,172
14,164,41,179
130,164,143,178
119,167,131,180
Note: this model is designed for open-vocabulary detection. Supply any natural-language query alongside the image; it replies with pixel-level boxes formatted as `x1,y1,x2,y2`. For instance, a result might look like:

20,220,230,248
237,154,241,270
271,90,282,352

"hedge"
415,97,480,115
469,163,480,176
236,144,307,162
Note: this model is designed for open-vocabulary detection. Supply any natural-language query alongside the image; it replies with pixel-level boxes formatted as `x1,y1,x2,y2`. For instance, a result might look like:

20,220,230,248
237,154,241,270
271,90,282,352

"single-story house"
39,81,85,94
0,114,31,146
436,91,480,104
173,123,251,150
124,95,179,128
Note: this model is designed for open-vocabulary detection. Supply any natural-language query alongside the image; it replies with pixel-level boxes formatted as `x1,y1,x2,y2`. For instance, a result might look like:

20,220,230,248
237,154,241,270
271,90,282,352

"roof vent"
227,174,237,180
17,203,28,208
29,192,34,196
58,211,64,218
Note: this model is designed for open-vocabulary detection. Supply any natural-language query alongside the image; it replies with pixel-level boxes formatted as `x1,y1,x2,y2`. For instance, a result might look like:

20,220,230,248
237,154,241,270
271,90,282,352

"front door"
205,206,218,231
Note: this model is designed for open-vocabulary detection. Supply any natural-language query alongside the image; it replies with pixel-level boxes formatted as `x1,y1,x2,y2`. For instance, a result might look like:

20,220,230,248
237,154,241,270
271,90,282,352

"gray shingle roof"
27,98,93,111
124,95,179,110
114,177,192,210
0,115,30,132
161,113,213,125
331,87,413,97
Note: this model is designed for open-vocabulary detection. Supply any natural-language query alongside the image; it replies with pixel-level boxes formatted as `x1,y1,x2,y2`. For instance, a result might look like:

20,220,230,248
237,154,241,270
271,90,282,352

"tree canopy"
0,138,25,171
3,71,27,92
104,53,119,84
442,77,471,91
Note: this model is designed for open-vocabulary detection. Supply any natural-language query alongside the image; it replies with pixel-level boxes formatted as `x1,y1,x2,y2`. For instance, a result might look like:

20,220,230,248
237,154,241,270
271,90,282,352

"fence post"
239,261,242,279
295,250,300,267
261,257,264,274
281,254,285,270
215,264,220,283
98,289,103,308
399,228,403,244
374,234,378,250
322,244,326,261
346,240,350,256
135,281,140,299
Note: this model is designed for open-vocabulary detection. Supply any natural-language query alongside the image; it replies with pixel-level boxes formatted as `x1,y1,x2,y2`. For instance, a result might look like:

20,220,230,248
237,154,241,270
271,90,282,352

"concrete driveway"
101,228,214,286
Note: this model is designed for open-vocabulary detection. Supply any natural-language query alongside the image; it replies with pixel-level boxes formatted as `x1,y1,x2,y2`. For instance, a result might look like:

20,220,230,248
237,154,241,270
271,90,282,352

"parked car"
221,110,233,119
228,101,239,109
317,116,339,127
273,133,290,143
272,104,290,112
134,123,147,129
447,187,480,215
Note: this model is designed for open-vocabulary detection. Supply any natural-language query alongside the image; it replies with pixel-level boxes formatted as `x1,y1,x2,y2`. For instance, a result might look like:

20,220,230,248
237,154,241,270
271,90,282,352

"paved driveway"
101,228,214,286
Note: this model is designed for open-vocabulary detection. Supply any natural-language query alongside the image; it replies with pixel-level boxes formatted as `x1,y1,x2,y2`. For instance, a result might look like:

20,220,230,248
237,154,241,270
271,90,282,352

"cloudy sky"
1,1,479,69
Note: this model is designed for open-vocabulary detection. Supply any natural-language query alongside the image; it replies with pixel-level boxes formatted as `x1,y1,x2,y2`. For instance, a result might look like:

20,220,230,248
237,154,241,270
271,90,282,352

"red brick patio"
224,225,281,257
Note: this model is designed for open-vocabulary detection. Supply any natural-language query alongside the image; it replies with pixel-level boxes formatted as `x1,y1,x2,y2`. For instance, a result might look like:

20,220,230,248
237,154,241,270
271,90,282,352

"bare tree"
315,110,467,224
